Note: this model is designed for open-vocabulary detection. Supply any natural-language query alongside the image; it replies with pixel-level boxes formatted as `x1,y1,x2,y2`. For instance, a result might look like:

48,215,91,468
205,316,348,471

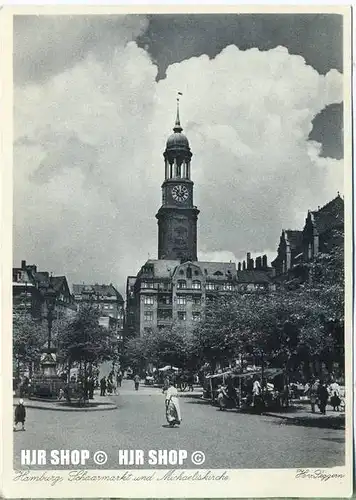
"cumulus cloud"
14,15,149,84
13,39,343,295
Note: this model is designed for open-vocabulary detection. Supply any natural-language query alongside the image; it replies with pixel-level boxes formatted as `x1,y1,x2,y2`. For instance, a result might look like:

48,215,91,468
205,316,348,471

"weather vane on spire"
174,92,183,132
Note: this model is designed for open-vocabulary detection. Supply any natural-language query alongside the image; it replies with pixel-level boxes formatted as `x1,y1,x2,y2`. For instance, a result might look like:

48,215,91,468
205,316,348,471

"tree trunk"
67,360,71,383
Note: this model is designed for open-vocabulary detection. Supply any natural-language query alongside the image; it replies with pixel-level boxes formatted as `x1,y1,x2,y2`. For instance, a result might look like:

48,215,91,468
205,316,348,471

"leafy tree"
57,304,117,379
13,309,47,377
124,324,198,373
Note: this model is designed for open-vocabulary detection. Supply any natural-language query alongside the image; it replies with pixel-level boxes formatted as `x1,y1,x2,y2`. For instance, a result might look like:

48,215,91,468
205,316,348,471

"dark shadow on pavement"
320,437,345,443
184,399,212,405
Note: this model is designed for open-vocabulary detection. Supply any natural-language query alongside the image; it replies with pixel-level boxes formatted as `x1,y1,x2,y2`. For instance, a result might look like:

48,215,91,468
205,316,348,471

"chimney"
247,252,251,263
248,258,254,270
21,260,26,270
238,262,241,271
256,256,262,269
242,260,246,270
262,255,268,268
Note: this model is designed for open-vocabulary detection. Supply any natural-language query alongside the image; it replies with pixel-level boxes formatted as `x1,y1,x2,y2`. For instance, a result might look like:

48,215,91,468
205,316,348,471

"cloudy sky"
13,13,344,295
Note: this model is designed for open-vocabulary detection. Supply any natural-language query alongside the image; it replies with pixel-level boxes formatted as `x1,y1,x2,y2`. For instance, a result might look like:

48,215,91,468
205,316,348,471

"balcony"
157,317,173,326
157,302,172,309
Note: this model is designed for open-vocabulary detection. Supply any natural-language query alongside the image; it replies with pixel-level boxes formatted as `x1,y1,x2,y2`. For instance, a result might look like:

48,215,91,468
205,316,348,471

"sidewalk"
263,403,345,429
13,392,117,412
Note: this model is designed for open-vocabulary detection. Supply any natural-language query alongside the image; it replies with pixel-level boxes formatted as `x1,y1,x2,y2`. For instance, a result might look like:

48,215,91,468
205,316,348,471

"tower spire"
173,92,183,133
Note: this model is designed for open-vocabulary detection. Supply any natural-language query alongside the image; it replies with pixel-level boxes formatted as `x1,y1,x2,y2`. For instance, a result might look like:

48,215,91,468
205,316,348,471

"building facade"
272,194,344,278
13,260,75,321
73,283,124,334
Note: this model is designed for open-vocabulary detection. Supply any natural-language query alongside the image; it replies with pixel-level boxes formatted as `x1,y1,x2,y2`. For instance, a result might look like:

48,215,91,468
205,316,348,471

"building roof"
33,271,50,284
73,283,124,302
50,276,67,292
139,259,237,280
236,270,272,284
197,261,237,279
284,230,303,250
310,194,344,234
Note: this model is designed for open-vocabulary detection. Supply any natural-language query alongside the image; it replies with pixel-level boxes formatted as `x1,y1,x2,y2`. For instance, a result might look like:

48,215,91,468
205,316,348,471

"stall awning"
206,368,283,380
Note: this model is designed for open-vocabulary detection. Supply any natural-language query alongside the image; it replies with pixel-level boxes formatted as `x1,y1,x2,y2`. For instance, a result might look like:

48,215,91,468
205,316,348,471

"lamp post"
41,281,57,378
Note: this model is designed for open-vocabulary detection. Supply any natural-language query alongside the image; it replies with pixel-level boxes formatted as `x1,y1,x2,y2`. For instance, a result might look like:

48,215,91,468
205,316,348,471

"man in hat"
14,399,26,431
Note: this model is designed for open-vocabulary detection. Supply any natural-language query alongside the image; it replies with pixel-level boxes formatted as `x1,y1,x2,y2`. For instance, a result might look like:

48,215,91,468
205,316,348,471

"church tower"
156,99,199,262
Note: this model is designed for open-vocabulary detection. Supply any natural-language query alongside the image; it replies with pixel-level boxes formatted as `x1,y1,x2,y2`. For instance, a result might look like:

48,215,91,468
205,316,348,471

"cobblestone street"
13,381,345,470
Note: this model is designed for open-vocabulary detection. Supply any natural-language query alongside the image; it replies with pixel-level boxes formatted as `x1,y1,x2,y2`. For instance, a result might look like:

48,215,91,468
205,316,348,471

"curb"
13,401,118,412
263,411,345,429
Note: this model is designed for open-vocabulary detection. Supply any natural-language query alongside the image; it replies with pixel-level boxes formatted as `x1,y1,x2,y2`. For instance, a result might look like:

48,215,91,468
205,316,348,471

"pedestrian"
252,377,262,411
116,370,122,388
317,381,329,415
187,373,194,392
165,381,181,427
134,374,140,391
100,376,107,396
328,379,341,411
14,399,26,431
307,378,320,413
163,375,170,392
88,377,95,399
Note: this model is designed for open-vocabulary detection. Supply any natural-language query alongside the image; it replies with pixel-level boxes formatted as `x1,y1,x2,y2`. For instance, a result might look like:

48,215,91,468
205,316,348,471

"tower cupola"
164,98,192,180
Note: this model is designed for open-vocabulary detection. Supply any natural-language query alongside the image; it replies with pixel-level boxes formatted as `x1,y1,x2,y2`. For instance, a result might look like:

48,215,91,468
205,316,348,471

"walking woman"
165,381,182,427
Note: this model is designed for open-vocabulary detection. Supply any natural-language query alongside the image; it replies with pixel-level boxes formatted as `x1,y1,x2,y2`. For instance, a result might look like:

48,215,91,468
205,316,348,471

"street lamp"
41,281,57,378
44,282,57,351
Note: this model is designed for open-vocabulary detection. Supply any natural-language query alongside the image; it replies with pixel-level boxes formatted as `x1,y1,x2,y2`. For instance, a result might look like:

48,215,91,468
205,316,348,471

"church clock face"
171,185,189,203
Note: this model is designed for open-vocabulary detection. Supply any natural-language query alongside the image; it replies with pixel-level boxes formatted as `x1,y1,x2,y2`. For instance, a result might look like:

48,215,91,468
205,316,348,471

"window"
193,296,201,305
178,311,186,321
223,283,233,291
214,270,223,276
177,280,187,289
192,312,201,322
158,296,172,305
142,281,155,289
192,280,201,289
194,270,200,276
144,311,153,322
177,296,186,305
206,282,215,291
186,267,192,279
144,296,154,305
179,269,185,275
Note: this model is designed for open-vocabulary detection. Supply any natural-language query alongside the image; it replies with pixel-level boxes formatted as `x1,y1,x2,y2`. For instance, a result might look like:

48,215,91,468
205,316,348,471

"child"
14,399,26,431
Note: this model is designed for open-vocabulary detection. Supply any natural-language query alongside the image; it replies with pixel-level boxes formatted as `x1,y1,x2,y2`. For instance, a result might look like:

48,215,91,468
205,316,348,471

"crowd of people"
304,378,343,414
99,370,123,396
214,374,344,415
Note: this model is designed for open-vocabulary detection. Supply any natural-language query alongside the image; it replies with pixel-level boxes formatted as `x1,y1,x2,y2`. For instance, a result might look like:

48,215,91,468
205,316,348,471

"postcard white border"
1,4,353,498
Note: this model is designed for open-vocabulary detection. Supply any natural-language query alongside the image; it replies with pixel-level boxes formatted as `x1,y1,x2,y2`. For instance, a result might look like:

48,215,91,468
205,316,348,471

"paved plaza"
13,380,345,470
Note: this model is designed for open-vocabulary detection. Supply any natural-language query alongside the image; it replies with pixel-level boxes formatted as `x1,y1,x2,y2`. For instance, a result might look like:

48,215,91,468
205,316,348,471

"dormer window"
186,267,192,279
192,280,201,290
214,271,223,276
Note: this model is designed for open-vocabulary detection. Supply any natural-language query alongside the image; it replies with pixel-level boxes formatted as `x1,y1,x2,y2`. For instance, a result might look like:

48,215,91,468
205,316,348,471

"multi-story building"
126,102,273,336
13,260,75,320
272,194,344,277
130,259,238,335
72,283,124,334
